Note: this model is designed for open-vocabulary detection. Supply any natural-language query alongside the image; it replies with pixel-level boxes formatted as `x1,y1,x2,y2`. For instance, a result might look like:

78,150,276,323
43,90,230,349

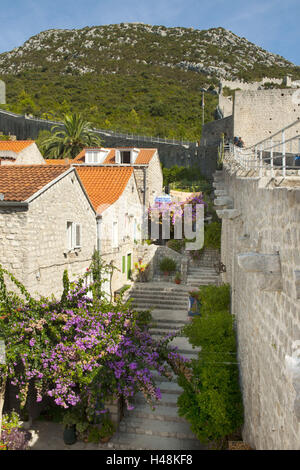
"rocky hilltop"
0,23,297,80
0,24,299,140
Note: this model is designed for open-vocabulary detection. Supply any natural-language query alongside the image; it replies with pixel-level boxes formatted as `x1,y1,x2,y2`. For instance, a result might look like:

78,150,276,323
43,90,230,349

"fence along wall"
220,169,300,450
0,109,199,169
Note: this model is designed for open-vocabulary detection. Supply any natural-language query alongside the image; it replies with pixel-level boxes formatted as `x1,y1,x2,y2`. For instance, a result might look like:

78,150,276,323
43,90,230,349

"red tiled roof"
0,141,35,153
0,165,70,202
76,166,133,214
135,149,156,164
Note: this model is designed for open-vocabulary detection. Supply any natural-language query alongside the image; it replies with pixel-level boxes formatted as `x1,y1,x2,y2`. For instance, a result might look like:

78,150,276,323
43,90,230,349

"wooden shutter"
74,224,81,248
115,150,121,164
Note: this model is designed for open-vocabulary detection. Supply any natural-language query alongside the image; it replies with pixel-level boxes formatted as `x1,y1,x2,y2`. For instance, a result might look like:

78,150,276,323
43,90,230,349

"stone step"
187,275,219,279
131,295,188,303
150,309,189,323
150,321,187,329
151,335,200,355
130,289,188,297
156,381,183,394
188,266,216,274
119,416,198,441
149,328,184,336
123,403,185,422
131,296,188,304
187,280,218,285
130,285,189,293
135,392,178,407
105,431,204,450
131,303,187,311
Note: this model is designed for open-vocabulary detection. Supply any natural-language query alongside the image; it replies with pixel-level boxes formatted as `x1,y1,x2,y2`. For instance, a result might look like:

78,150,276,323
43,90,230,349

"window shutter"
75,224,81,248
113,221,118,248
115,150,121,164
122,256,126,273
67,222,73,250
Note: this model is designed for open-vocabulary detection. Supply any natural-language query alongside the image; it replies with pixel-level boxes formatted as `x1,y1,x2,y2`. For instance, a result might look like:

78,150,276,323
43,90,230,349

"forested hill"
0,23,299,140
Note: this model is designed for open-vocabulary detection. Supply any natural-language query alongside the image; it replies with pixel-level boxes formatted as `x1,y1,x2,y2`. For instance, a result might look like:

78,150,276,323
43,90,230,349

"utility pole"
201,91,205,126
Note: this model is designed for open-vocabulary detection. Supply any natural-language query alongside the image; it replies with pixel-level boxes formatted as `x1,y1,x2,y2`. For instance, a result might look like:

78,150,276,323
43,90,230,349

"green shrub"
159,257,177,273
204,222,221,250
177,284,243,446
166,239,185,253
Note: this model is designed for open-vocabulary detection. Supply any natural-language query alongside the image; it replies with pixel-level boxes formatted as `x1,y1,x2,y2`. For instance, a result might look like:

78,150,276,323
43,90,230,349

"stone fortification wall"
218,167,300,450
233,89,300,147
0,109,198,169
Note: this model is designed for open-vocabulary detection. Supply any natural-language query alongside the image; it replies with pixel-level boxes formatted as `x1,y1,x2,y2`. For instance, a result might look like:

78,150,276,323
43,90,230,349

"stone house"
0,164,97,297
76,165,144,295
0,140,45,165
73,147,163,207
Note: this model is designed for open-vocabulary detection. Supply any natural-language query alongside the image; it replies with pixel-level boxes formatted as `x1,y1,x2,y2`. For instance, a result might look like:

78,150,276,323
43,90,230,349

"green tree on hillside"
40,113,102,158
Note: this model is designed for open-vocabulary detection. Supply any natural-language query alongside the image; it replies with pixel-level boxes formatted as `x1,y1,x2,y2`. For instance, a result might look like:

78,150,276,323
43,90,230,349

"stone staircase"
129,283,189,311
99,269,219,450
101,303,205,450
187,266,219,288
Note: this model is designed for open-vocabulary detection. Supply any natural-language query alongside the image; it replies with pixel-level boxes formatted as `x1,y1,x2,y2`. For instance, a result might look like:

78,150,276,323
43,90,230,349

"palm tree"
41,113,102,159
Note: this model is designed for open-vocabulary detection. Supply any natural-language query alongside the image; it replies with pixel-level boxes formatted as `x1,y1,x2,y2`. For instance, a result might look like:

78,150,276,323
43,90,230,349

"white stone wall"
146,152,164,206
220,168,300,449
99,172,143,294
233,89,300,148
0,171,97,298
0,207,28,285
221,77,284,92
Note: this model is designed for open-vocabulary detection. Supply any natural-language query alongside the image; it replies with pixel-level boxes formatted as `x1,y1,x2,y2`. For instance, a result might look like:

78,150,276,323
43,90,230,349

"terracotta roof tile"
0,165,70,202
45,159,74,165
135,149,156,164
73,149,86,162
76,166,133,214
0,141,35,153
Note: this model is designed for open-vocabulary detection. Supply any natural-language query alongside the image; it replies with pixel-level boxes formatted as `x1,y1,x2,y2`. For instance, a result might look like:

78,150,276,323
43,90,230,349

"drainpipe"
143,167,147,207
96,215,102,253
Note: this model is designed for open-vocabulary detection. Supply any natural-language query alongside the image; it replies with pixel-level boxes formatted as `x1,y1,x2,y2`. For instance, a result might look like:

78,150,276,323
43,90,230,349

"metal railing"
226,118,300,177
0,108,195,147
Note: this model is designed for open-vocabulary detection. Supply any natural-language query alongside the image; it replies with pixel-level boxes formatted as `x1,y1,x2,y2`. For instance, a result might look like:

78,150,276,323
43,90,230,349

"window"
85,150,108,164
121,151,131,164
115,150,132,164
67,222,82,250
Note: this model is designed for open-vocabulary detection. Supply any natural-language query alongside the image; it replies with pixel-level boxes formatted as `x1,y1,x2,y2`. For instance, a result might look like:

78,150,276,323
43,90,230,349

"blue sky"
1,0,299,64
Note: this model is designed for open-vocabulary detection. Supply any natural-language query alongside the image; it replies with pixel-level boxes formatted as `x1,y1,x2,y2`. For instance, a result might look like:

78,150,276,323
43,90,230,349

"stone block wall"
220,167,300,449
200,115,233,146
233,89,300,147
146,152,164,206
189,248,220,268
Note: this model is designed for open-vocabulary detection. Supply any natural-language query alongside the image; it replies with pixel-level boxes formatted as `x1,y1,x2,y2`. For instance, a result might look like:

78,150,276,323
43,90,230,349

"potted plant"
98,416,116,443
134,259,149,282
159,257,177,277
174,272,182,284
188,291,201,317
62,410,78,445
